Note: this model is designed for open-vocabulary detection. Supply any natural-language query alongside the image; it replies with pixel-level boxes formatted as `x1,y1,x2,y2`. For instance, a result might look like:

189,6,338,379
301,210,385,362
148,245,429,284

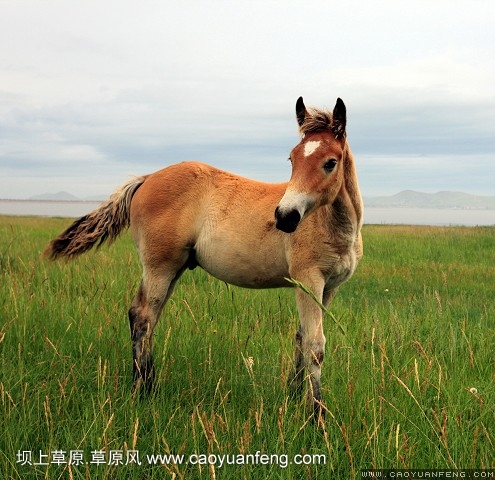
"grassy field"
1,215,494,479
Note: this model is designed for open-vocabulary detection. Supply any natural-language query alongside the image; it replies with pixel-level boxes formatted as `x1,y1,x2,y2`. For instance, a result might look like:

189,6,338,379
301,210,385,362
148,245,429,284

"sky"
1,0,494,199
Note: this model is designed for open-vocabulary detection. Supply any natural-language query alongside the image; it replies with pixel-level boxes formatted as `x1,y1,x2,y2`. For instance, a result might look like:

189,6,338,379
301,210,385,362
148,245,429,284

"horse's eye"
323,159,337,173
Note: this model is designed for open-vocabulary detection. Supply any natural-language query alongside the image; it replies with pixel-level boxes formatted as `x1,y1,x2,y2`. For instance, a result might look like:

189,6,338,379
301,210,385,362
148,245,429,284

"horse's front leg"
291,273,328,421
289,286,335,399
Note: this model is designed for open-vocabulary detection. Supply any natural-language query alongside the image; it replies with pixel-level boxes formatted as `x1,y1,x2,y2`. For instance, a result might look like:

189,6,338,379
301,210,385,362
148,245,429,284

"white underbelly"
194,233,290,289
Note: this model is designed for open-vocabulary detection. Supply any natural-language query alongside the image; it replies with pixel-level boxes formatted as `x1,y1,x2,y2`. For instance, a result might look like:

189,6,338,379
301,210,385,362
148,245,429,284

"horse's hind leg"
128,265,184,393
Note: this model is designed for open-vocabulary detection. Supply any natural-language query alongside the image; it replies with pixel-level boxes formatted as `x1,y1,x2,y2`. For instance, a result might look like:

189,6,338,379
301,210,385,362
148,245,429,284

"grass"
1,215,494,479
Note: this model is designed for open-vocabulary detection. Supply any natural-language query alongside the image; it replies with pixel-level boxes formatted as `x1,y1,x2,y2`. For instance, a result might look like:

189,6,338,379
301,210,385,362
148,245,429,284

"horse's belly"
194,238,290,289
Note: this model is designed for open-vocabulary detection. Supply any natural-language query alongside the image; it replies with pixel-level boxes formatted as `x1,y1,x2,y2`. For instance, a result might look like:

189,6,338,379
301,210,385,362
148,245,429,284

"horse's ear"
296,96,306,127
332,98,346,139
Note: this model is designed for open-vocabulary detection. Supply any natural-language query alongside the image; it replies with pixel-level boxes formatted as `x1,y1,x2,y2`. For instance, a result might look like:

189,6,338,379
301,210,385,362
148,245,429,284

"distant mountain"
30,191,80,201
28,192,106,201
364,190,495,209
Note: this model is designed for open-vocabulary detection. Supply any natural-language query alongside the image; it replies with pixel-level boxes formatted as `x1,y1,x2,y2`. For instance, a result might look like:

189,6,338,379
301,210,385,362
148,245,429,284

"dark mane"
298,108,333,136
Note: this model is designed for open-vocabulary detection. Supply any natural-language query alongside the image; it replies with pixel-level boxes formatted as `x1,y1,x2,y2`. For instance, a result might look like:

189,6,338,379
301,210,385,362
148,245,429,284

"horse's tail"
44,176,146,260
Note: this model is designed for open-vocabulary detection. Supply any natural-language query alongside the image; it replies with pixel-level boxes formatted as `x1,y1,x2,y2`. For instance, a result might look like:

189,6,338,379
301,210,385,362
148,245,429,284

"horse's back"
130,161,285,225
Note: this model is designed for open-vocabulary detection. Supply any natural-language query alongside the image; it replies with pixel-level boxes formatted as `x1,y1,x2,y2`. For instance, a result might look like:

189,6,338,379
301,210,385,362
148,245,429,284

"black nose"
274,207,301,233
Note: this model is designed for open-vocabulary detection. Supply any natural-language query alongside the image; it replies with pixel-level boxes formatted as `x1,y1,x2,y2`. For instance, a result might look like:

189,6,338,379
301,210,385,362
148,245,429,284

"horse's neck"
324,144,363,241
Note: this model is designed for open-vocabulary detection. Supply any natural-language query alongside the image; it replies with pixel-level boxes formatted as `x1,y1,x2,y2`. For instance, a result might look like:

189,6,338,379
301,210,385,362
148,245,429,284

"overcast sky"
1,0,494,199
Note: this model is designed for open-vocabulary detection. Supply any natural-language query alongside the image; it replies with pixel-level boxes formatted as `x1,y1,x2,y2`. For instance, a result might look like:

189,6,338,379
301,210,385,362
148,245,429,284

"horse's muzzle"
274,206,301,233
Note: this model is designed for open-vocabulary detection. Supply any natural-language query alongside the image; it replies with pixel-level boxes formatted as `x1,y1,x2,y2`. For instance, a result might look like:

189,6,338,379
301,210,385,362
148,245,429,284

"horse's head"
275,97,347,234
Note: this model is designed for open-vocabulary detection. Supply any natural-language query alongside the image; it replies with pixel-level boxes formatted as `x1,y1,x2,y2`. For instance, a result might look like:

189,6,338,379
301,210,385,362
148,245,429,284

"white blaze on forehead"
304,140,321,157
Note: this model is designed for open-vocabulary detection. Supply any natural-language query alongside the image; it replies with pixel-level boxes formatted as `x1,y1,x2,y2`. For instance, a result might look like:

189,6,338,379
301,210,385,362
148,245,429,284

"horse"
45,96,363,421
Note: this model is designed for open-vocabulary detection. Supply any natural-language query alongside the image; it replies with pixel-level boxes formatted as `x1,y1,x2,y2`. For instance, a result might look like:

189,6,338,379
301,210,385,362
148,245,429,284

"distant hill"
29,192,106,201
30,191,80,201
364,190,495,209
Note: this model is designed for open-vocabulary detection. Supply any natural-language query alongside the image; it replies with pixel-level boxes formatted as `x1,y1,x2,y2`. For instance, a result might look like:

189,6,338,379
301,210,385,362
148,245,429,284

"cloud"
1,1,494,199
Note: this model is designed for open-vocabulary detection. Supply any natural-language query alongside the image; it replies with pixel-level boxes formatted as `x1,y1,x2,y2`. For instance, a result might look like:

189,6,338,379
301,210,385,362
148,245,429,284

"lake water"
363,207,494,226
0,200,493,227
0,199,102,218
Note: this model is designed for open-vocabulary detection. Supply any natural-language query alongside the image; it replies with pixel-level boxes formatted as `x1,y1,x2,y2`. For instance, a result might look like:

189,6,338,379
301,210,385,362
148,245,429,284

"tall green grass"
1,216,494,479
